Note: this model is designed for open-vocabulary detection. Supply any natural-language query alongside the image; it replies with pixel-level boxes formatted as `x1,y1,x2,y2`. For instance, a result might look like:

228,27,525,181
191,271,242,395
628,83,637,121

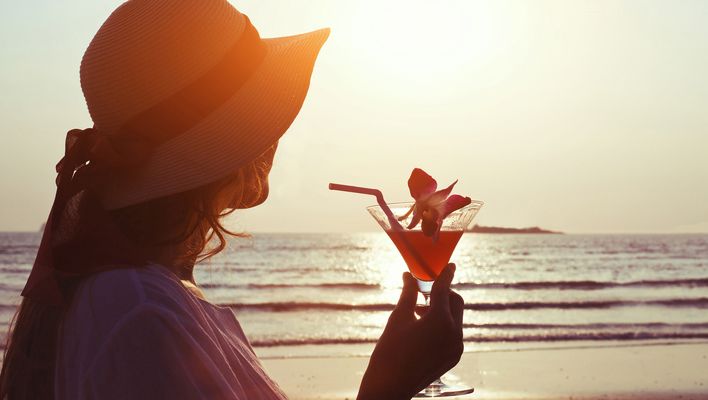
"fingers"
449,291,464,333
430,263,455,314
395,272,418,313
414,305,429,317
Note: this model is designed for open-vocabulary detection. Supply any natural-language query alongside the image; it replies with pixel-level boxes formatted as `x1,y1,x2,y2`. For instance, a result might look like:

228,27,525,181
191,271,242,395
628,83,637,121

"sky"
1,0,707,233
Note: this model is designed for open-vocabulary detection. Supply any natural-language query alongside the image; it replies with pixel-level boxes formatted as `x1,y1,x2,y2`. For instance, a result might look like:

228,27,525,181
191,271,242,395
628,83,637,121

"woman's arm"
357,264,465,400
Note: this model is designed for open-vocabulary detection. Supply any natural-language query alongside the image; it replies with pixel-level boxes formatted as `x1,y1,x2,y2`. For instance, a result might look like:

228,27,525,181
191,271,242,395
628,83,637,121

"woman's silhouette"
0,1,465,399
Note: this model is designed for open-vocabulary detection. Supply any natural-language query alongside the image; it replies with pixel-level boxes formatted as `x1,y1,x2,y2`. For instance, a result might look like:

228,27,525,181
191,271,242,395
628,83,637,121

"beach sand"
260,341,708,400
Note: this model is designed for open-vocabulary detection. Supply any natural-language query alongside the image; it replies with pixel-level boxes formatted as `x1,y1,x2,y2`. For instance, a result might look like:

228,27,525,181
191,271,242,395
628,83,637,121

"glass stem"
423,378,444,397
423,292,431,307
422,292,441,397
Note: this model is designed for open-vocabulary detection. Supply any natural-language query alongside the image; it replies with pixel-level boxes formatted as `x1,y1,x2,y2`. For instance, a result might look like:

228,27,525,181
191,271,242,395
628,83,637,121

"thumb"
430,263,455,313
395,272,419,313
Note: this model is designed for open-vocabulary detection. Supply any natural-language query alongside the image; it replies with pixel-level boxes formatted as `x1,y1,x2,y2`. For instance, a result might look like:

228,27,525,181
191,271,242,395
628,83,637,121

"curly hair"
0,146,274,399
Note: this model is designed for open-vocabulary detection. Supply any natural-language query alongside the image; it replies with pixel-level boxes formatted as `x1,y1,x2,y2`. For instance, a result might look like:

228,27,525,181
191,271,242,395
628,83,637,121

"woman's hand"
357,264,464,400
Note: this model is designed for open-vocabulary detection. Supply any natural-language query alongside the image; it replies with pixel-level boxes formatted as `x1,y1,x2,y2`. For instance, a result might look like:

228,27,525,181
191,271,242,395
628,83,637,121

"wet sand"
261,341,708,399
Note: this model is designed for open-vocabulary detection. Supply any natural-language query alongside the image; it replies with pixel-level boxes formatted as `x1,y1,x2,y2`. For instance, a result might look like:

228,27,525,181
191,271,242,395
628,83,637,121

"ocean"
1,232,707,357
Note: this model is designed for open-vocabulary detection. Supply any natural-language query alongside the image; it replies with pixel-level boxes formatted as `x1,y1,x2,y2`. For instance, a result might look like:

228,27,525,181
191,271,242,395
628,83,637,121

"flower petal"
406,206,423,229
397,203,416,222
408,168,437,200
441,195,472,219
424,179,458,206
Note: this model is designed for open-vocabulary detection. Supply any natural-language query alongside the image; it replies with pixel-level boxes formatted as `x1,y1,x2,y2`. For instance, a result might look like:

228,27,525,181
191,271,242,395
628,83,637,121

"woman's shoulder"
64,264,199,335
77,263,187,302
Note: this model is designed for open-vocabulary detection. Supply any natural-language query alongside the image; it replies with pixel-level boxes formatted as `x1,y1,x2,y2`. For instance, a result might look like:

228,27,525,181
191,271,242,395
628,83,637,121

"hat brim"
100,28,330,210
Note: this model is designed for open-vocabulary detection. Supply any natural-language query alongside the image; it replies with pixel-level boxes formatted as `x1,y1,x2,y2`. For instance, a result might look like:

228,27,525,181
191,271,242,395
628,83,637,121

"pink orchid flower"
398,168,472,239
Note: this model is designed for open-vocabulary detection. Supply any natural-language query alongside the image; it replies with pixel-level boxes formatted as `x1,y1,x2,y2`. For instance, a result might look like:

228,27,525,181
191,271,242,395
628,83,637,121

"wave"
249,332,708,347
461,322,708,330
264,245,369,252
201,283,244,290
0,246,38,255
465,332,708,343
0,267,31,274
225,302,395,311
200,282,380,290
251,338,377,347
248,283,380,290
0,283,22,292
2,331,707,351
453,277,708,290
221,297,708,312
45,273,708,294
199,277,708,291
462,298,708,310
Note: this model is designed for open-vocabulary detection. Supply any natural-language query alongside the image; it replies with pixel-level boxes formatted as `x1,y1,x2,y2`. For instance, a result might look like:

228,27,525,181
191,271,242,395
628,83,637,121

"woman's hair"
0,150,272,399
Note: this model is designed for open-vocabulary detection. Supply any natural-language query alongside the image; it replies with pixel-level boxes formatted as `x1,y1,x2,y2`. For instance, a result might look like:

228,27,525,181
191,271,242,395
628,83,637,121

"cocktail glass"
367,200,484,398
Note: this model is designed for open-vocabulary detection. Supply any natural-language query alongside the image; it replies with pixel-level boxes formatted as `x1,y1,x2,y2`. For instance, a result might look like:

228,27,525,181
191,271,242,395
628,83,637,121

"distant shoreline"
467,225,562,234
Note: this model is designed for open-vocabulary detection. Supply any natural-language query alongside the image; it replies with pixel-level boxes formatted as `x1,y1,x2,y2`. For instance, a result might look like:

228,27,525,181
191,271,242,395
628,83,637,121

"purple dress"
55,263,287,399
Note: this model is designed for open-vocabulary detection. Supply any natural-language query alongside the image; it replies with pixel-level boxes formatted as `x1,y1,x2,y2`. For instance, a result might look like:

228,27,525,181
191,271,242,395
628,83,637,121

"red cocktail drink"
386,230,463,281
368,201,482,299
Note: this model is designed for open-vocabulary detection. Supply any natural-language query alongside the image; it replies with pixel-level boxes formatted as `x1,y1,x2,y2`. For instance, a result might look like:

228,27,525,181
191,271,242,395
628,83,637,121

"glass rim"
366,199,484,211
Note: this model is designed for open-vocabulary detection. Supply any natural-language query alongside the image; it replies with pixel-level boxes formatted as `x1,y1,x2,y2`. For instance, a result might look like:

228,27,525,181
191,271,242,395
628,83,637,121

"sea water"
1,232,707,357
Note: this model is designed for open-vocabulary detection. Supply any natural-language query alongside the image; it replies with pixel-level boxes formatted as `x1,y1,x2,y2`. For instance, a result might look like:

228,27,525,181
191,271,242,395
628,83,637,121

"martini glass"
367,201,484,398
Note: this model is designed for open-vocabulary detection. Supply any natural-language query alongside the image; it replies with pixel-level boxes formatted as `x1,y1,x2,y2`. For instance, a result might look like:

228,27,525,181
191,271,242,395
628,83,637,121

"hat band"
119,14,267,146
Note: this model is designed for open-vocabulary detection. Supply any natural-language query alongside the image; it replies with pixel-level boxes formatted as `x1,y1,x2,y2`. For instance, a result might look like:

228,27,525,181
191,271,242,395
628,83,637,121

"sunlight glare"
349,0,497,86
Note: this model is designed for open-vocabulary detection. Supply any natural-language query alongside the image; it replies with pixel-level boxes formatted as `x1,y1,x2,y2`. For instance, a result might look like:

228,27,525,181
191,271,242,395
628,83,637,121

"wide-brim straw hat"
80,0,329,210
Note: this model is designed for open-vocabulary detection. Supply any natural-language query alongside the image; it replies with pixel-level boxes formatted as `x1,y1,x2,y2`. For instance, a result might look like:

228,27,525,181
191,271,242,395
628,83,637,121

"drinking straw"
328,183,436,280
328,184,402,231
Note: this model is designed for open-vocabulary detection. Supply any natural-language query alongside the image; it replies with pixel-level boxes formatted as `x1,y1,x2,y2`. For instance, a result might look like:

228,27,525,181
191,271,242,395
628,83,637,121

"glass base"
413,378,474,398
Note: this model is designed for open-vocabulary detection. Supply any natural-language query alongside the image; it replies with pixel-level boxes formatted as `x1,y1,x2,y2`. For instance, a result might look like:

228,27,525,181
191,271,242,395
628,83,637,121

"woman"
0,1,465,399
